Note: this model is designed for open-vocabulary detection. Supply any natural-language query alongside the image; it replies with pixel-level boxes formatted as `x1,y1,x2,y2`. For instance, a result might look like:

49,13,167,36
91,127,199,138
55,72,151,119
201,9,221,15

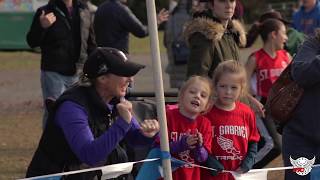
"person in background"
246,10,305,57
26,0,96,128
292,0,320,35
25,47,160,180
282,30,320,180
163,75,213,180
246,19,291,169
164,0,193,89
184,0,246,78
94,0,169,54
203,60,260,180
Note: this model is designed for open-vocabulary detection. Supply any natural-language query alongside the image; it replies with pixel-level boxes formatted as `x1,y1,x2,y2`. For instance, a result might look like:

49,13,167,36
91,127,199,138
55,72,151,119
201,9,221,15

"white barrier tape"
17,156,320,180
18,158,160,180
191,162,320,174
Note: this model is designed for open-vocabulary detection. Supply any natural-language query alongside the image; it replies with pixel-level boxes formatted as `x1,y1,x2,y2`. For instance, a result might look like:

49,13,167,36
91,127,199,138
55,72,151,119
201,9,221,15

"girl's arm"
238,141,258,173
191,121,212,163
246,94,265,118
245,54,257,95
245,55,265,117
204,155,224,176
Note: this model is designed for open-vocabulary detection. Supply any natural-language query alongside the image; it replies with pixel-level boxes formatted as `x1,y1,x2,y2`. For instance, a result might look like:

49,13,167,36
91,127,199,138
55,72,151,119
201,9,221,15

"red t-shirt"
202,102,260,180
254,49,290,98
166,106,212,180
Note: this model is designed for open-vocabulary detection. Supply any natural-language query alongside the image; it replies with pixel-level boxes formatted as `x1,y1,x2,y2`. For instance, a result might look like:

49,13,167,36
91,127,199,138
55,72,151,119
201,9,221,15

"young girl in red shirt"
246,18,291,103
203,60,260,180
165,75,214,180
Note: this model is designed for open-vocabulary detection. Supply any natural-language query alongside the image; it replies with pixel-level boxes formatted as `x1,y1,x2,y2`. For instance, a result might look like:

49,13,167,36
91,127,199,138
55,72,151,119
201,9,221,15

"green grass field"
129,30,166,54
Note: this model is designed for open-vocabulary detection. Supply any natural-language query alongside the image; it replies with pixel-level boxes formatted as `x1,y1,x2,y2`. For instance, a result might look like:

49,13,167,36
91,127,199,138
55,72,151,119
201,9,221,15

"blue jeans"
41,71,78,128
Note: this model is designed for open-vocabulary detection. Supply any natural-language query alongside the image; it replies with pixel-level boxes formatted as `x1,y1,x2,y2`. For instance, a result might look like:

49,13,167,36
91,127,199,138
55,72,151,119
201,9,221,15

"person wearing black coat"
94,0,168,54
26,0,96,128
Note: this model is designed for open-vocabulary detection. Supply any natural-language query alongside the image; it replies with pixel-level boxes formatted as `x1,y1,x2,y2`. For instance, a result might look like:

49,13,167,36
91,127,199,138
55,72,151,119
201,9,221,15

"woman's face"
273,24,288,50
97,74,133,101
211,0,236,21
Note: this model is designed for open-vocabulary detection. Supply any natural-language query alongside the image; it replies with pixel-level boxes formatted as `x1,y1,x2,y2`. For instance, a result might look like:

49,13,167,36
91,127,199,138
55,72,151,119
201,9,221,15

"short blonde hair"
178,75,214,113
212,60,248,99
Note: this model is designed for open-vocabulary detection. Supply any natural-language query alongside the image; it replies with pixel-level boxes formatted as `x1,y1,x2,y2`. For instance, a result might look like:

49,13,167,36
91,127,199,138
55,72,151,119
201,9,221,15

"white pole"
145,0,173,180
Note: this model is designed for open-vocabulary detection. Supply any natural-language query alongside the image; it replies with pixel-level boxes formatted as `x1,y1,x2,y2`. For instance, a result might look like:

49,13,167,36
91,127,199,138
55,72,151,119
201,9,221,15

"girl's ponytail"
245,22,261,48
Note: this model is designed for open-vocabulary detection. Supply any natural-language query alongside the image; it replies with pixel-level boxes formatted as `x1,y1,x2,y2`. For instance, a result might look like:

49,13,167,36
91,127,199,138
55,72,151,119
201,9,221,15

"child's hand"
235,167,245,174
186,134,199,149
195,130,203,147
205,156,224,176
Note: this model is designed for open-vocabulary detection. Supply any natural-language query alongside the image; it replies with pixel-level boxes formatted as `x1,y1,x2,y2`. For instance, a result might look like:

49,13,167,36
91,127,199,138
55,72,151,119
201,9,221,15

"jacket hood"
183,17,246,48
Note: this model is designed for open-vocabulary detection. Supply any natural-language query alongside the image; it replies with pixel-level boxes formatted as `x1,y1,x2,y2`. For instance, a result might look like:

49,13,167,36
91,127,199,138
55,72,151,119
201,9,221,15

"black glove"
204,155,224,176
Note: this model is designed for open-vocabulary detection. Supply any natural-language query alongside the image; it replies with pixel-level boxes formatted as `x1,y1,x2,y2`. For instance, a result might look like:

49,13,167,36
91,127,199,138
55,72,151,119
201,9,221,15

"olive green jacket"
184,14,246,78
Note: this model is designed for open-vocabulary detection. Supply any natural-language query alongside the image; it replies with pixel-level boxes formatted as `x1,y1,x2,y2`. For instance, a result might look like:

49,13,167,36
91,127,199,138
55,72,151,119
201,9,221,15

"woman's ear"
271,30,277,40
97,74,110,84
97,75,105,82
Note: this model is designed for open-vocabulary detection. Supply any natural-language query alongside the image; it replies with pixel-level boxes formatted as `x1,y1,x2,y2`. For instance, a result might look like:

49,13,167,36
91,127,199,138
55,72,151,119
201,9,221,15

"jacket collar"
184,11,246,47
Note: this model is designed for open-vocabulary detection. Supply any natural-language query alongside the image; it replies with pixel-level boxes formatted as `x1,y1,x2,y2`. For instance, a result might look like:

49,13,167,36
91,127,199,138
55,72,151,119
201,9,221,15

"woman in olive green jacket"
184,0,246,78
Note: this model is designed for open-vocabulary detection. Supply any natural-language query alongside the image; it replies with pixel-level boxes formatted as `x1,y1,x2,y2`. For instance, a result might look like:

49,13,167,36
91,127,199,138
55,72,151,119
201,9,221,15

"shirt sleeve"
191,146,208,163
191,117,212,163
240,142,258,173
247,108,260,143
187,33,213,78
26,8,47,48
118,5,148,37
55,101,132,166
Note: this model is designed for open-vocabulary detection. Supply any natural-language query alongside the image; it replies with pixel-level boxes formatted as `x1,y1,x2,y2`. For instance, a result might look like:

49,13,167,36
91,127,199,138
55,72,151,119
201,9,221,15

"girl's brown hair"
212,60,248,99
178,75,214,113
246,19,285,48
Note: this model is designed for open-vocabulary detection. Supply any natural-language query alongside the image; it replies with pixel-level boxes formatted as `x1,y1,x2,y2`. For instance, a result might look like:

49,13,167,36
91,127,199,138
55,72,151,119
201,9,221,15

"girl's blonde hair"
212,60,248,99
178,75,214,114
